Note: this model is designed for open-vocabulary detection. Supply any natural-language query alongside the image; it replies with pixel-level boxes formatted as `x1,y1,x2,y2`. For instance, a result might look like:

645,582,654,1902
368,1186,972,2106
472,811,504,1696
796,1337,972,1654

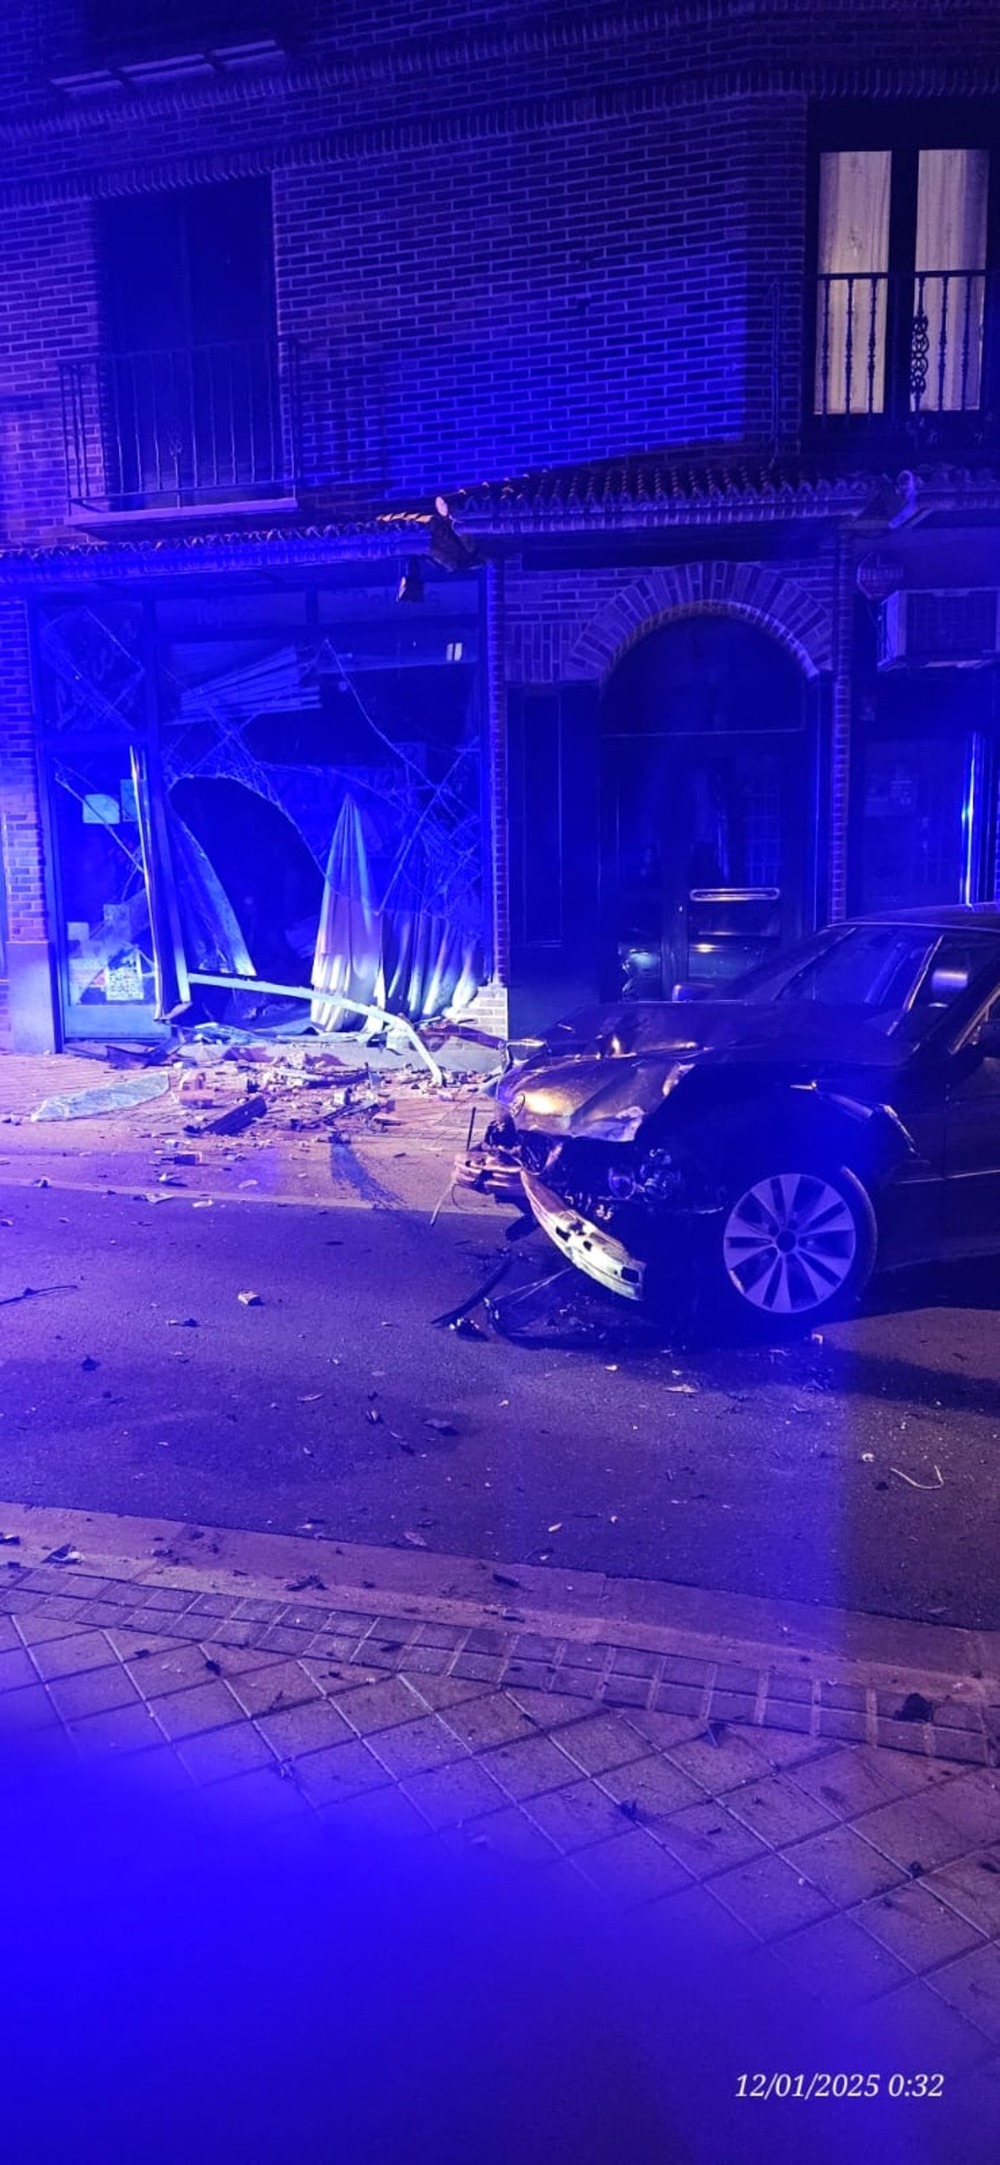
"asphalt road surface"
1,1177,998,1629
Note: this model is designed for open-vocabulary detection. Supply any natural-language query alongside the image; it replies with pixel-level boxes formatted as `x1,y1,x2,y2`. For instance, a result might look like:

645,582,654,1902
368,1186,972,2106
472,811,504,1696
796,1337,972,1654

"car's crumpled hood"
498,1001,910,1140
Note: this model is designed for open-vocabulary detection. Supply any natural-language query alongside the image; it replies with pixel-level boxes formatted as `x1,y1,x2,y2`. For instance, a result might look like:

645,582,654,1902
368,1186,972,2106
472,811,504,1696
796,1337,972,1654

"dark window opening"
170,778,322,988
76,180,290,510
850,667,993,915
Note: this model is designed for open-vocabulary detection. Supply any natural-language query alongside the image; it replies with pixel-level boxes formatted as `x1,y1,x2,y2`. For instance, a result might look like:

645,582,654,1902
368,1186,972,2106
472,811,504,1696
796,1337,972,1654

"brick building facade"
1,0,1000,1046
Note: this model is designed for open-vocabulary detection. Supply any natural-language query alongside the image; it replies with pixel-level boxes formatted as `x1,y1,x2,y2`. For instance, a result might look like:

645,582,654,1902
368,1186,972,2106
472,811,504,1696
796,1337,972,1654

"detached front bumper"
520,1170,646,1302
454,1140,525,1205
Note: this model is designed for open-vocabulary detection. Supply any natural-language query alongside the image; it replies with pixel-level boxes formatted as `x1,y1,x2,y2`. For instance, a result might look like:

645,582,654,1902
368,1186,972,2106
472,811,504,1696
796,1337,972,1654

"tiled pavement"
2,1553,999,2114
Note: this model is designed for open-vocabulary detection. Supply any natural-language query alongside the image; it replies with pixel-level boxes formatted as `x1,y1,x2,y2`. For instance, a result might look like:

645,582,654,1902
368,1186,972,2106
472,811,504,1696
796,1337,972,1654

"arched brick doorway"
600,613,816,1000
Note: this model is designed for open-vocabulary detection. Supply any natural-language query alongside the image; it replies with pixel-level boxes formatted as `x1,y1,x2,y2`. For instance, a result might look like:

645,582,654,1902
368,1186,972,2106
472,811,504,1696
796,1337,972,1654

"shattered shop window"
155,588,487,1027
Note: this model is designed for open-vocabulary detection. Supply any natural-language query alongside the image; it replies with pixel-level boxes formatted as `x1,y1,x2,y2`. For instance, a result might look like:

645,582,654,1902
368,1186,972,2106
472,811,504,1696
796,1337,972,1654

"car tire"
708,1161,878,1337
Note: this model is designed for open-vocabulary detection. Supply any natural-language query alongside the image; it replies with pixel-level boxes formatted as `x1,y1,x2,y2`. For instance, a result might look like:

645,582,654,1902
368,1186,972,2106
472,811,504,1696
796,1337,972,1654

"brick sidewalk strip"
2,1562,996,1768
0,1554,998,2093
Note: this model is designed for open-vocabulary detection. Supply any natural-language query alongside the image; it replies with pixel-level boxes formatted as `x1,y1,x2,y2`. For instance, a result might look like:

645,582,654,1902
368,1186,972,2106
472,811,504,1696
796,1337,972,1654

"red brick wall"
0,599,49,945
0,4,997,530
0,201,99,541
0,0,998,1021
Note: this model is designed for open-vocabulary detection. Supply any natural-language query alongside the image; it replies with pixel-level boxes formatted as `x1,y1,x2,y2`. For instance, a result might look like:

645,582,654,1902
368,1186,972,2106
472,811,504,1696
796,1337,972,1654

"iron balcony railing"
813,268,996,422
60,338,301,512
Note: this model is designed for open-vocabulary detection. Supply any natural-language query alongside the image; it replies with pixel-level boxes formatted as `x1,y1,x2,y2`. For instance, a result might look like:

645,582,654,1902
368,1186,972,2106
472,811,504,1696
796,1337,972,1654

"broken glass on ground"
31,1074,172,1122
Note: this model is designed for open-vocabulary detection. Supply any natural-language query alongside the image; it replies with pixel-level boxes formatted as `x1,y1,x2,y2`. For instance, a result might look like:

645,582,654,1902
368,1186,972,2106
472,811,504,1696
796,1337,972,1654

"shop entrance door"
606,731,807,998
600,616,812,1002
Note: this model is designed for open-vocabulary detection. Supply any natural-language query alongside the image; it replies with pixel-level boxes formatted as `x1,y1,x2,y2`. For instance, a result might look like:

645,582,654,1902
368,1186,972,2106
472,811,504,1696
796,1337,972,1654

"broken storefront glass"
38,581,486,1040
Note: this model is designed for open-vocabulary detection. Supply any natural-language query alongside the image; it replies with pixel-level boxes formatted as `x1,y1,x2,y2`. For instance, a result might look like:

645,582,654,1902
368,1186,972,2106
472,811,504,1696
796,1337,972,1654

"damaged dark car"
467,910,1000,1334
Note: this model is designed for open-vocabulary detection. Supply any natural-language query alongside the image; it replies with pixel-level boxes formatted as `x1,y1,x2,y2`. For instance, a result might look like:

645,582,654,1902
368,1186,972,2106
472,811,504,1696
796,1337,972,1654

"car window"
910,933,1000,1003
729,930,846,1003
739,924,936,1025
968,976,1000,1038
733,923,1000,1037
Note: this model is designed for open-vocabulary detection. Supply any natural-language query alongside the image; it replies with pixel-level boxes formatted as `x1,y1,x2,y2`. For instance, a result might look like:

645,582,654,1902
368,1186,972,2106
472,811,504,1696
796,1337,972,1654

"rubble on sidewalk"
13,1027,502,1181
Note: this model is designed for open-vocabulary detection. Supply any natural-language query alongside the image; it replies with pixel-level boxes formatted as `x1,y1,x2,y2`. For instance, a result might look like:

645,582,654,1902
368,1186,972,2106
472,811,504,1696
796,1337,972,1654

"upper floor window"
100,179,276,354
814,137,992,418
66,180,292,509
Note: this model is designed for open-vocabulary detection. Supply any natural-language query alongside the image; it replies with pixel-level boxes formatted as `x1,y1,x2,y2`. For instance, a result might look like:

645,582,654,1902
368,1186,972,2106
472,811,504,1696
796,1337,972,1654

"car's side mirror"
503,1036,547,1072
671,982,713,1003
973,1016,1000,1059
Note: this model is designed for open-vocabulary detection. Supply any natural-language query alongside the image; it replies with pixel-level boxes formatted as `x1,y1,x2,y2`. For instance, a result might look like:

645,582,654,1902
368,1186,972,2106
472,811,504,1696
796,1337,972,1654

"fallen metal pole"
186,972,444,1084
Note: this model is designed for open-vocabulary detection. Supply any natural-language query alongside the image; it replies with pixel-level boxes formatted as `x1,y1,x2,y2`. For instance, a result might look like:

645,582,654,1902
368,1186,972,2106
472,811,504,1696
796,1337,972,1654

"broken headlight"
634,1147,683,1205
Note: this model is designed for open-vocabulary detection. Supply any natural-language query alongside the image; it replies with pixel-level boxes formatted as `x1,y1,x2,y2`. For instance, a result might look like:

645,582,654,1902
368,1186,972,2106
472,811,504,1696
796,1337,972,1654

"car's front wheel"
713,1163,877,1333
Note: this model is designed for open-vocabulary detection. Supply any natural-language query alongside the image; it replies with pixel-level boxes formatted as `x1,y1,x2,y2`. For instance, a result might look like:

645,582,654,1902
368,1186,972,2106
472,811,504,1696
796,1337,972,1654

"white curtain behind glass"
914,148,989,410
815,150,891,413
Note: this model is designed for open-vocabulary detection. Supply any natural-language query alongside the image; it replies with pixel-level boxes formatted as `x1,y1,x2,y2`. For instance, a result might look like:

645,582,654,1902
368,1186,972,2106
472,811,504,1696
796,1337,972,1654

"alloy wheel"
722,1171,858,1315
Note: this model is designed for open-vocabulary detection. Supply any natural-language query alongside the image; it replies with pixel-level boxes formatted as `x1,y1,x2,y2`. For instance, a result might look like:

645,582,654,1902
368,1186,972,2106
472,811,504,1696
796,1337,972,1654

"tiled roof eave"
452,487,870,532
0,516,433,583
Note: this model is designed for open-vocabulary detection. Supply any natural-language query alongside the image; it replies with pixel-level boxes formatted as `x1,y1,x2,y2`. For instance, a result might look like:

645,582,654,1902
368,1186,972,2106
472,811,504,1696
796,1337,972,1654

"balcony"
812,269,998,439
60,339,301,515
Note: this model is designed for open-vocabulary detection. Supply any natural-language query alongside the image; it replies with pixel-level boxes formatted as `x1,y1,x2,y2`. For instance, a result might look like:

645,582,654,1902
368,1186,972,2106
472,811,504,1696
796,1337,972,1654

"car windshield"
733,924,1000,1036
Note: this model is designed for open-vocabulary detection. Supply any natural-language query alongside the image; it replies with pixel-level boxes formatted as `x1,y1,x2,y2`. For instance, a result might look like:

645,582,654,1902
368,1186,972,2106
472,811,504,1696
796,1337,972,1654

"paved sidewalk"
0,1047,486,1215
0,1500,997,2140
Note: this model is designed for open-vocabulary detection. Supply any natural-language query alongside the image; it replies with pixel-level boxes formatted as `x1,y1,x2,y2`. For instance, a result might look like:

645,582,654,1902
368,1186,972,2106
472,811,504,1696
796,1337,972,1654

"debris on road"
431,1255,513,1329
401,1530,429,1548
424,1417,457,1435
80,1356,99,1371
237,1291,262,1307
198,1091,269,1139
0,1283,78,1308
890,1464,944,1490
42,1543,83,1566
